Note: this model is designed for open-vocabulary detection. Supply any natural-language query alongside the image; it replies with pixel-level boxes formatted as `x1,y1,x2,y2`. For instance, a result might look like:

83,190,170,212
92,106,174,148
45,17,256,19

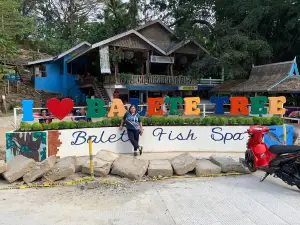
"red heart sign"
47,98,74,120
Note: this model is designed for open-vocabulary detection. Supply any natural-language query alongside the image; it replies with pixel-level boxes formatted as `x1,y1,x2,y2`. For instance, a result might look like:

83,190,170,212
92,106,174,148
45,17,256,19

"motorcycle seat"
269,145,300,155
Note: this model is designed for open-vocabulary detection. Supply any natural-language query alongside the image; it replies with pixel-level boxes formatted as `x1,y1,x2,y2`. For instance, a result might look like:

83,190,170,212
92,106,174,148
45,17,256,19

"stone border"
0,151,250,186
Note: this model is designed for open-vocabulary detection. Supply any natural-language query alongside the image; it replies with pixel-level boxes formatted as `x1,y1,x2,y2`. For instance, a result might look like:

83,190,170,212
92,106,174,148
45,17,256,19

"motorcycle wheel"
245,150,257,172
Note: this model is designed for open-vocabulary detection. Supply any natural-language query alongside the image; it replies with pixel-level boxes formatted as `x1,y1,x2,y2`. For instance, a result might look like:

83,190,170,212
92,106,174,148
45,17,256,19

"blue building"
28,42,92,104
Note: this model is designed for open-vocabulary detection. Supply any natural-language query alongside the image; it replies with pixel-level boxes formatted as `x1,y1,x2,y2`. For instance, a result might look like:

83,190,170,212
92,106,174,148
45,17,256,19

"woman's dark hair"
128,105,136,113
40,109,48,114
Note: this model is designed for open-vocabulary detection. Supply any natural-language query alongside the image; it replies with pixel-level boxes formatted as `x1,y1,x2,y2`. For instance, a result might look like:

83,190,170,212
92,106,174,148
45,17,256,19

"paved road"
1,172,300,225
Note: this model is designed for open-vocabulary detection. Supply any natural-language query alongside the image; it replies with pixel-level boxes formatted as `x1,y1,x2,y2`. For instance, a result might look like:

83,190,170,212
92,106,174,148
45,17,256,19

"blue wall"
34,56,88,101
35,61,62,93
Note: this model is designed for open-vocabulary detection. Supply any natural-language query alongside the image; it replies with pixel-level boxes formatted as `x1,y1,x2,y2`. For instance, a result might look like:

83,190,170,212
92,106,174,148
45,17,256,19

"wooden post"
146,50,150,75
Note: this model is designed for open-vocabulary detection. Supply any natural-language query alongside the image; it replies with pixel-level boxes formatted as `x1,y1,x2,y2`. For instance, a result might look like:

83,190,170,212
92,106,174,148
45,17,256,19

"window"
40,64,47,77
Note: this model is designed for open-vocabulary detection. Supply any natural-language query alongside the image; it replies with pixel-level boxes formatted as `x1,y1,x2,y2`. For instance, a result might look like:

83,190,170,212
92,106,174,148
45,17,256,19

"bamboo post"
88,137,94,177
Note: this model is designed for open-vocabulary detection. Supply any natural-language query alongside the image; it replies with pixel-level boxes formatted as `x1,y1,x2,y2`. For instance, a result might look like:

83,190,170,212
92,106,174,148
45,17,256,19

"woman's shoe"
139,146,143,156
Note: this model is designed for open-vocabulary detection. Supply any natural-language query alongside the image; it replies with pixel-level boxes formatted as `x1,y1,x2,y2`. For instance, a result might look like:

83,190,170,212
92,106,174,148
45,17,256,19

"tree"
0,0,34,64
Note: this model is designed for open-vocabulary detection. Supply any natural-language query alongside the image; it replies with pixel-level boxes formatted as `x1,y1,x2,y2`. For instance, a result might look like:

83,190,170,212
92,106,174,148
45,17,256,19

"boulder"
95,150,119,163
195,159,221,176
148,160,173,178
82,158,111,177
170,153,196,175
0,160,7,174
23,156,57,184
111,156,149,180
3,155,36,183
43,156,76,182
209,156,250,173
75,156,90,172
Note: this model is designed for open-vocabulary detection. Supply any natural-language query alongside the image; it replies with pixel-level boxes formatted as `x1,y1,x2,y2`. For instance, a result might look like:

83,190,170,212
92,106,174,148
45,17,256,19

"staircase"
92,79,110,105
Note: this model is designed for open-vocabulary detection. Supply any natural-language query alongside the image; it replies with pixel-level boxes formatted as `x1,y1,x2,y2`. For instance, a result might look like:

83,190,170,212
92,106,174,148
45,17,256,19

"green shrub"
31,122,43,131
192,118,202,125
218,117,228,126
48,122,60,130
202,117,212,126
253,116,263,125
87,122,95,128
174,117,184,125
244,117,254,125
17,115,285,132
165,117,176,126
69,122,78,129
183,118,193,125
20,122,32,131
94,121,103,128
228,118,236,125
261,117,271,125
210,116,218,125
110,118,121,126
271,116,283,125
42,123,49,130
101,119,112,127
58,121,70,129
77,121,88,128
236,117,245,125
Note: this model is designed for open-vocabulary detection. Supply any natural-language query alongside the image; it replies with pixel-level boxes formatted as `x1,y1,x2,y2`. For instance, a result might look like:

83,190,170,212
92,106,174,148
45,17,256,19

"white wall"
56,126,249,158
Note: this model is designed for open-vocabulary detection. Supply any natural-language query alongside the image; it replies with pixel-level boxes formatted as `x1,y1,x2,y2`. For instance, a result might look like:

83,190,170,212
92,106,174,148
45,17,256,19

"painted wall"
34,57,87,99
35,61,62,93
6,125,294,160
6,132,47,162
51,125,294,158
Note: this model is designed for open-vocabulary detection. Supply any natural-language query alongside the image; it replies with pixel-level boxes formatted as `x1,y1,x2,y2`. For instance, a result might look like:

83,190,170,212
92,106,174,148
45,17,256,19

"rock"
43,156,76,182
209,156,250,173
2,155,36,183
23,156,57,184
75,156,90,172
0,160,7,174
96,150,119,162
82,158,111,177
111,156,149,180
170,153,196,175
148,160,173,178
195,159,221,176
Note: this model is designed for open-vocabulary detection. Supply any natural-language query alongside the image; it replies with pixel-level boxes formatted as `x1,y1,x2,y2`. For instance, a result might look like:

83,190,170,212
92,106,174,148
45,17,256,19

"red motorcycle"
244,125,300,189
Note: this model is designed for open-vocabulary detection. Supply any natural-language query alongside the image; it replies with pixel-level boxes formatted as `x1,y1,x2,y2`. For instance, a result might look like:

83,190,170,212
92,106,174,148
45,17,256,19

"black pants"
127,129,140,151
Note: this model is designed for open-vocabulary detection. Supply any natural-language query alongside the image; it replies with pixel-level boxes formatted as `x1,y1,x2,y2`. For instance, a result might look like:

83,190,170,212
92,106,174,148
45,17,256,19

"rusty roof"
210,79,247,92
232,60,294,92
270,75,300,92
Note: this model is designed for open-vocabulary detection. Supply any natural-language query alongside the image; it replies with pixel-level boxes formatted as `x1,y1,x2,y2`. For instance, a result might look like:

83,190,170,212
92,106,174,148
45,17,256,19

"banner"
99,46,111,74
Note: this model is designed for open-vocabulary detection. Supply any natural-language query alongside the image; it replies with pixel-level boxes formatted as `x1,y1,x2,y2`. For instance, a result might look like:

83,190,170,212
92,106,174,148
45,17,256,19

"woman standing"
119,105,143,156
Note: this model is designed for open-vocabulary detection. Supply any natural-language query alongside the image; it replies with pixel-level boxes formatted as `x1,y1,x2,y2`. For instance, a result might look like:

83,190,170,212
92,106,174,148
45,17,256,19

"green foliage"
47,122,60,130
16,116,284,131
20,122,32,131
31,122,43,131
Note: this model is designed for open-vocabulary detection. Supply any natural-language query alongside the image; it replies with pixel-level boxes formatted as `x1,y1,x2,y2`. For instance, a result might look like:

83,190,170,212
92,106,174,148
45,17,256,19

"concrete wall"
6,125,293,161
